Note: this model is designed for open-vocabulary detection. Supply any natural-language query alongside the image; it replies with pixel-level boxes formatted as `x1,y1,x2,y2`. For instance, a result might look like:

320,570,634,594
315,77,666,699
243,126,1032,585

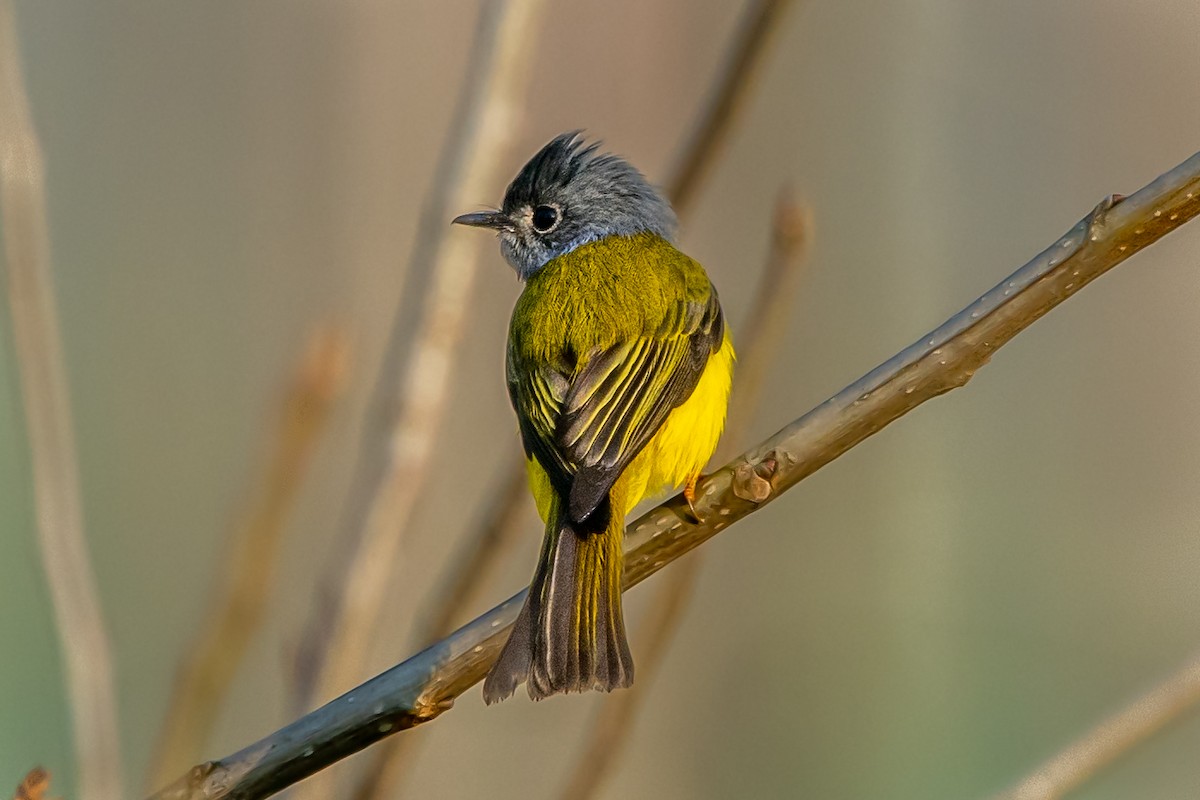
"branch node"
412,693,454,722
756,453,780,479
187,764,219,790
733,460,773,503
1086,196,1121,241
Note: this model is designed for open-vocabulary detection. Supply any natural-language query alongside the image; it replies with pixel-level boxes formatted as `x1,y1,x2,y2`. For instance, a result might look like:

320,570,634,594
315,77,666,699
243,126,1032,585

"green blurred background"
3,1,1200,797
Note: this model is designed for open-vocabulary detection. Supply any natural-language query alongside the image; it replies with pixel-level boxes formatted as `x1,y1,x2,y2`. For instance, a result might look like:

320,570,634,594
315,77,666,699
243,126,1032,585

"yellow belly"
526,333,735,523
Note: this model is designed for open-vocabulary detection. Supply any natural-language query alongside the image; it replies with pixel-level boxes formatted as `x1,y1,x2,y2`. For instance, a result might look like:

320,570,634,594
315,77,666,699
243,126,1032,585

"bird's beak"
452,210,511,230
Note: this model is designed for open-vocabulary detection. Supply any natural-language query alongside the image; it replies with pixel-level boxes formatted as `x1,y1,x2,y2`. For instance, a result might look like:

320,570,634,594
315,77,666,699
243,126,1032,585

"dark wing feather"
564,292,723,523
507,347,574,498
508,290,724,527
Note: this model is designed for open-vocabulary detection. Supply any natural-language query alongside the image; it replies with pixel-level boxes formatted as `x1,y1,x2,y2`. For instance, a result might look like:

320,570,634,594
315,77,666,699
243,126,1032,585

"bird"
453,132,734,703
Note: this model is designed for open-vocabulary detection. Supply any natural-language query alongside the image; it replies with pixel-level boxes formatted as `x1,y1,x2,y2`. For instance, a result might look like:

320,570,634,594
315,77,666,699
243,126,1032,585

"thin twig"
0,4,124,800
419,453,532,643
349,452,532,800
559,192,812,800
147,148,1200,800
343,456,533,800
559,549,701,794
350,3,803,795
725,193,814,418
293,0,549,708
991,650,1200,800
14,768,51,800
666,0,799,217
146,329,348,790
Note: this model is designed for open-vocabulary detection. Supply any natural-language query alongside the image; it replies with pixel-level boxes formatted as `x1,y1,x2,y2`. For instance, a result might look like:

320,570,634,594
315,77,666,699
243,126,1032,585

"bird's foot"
682,473,703,523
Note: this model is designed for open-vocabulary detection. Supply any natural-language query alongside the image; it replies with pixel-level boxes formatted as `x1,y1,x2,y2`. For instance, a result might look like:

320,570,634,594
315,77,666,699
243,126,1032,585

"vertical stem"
146,330,348,789
0,2,124,799
666,0,800,216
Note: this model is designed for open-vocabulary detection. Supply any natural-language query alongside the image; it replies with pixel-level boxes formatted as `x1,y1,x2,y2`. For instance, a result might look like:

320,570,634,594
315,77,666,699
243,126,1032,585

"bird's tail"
482,499,633,703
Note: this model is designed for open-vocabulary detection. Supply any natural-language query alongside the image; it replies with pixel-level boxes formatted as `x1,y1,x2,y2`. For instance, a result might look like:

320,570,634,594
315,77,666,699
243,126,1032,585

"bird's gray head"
452,132,677,280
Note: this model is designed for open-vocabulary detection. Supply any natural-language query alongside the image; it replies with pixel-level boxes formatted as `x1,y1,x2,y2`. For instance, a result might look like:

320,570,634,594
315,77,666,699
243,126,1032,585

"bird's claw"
682,474,702,523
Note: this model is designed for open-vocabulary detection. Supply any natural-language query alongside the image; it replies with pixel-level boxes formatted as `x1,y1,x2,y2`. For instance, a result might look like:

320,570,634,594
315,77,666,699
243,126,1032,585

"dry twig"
146,330,348,789
14,768,51,800
559,193,812,800
991,649,1200,800
347,455,530,800
292,0,550,709
147,146,1200,800
0,3,124,799
418,457,532,643
666,0,798,216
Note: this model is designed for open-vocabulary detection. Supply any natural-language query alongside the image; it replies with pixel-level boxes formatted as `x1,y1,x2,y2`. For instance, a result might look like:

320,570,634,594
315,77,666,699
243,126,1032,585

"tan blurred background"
3,1,1200,798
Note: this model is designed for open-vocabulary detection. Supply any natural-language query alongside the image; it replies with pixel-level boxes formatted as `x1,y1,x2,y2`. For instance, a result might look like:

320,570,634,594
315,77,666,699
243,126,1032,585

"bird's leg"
682,472,702,523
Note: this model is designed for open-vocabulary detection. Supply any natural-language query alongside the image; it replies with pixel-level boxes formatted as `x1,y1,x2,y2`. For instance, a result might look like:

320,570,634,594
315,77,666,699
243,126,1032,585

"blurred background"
3,1,1200,798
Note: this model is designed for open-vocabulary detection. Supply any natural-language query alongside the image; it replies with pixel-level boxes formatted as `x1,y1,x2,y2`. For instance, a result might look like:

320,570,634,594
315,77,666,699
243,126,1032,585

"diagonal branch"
990,648,1200,800
0,3,124,799
148,151,1200,800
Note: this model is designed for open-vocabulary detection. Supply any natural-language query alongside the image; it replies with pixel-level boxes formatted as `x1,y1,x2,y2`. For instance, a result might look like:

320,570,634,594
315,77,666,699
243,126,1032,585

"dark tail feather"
482,507,632,703
481,596,534,704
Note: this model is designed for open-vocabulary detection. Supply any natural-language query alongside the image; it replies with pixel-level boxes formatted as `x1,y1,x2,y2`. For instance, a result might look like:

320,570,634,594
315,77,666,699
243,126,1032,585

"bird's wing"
508,290,724,525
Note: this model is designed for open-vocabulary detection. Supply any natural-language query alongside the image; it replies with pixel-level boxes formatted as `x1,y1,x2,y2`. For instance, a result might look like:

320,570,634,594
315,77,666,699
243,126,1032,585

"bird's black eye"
531,204,560,233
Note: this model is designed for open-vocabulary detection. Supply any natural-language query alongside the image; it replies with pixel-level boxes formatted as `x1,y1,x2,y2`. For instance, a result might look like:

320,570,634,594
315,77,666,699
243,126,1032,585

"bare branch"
418,454,532,643
725,192,813,419
14,768,51,800
991,649,1200,800
146,329,348,789
0,3,124,799
558,550,701,797
341,458,534,800
147,147,1200,800
293,0,549,708
666,0,800,216
559,192,812,800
